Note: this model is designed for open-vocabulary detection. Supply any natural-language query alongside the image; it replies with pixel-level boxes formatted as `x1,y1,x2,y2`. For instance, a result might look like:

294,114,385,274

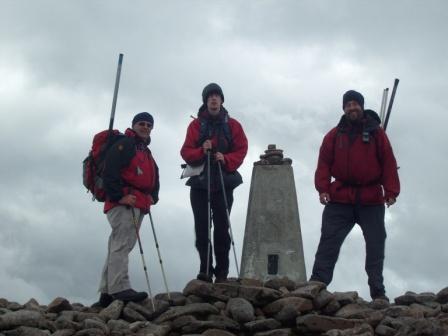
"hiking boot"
91,293,113,308
111,289,148,303
196,272,213,283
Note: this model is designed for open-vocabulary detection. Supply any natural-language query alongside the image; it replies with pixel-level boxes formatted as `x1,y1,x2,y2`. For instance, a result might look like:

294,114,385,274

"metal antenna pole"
108,53,124,132
384,79,400,131
380,88,389,126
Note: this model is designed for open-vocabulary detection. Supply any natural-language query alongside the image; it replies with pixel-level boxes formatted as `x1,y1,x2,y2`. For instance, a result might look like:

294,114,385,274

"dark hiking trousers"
310,203,386,299
190,187,234,278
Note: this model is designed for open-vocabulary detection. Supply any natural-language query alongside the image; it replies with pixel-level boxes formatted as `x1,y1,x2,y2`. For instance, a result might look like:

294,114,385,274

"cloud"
0,1,447,304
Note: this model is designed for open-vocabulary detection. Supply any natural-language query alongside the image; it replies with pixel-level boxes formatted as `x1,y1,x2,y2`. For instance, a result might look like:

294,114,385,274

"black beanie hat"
132,112,154,126
202,83,224,103
343,90,364,109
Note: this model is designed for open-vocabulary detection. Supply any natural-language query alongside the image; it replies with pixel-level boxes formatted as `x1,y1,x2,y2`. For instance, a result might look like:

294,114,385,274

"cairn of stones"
2,278,448,336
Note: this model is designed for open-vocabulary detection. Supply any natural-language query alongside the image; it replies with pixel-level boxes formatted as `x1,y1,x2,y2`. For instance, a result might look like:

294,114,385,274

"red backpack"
83,129,124,201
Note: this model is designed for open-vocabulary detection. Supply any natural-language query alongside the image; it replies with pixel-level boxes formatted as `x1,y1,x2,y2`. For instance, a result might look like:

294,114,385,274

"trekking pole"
384,78,399,131
206,150,212,279
217,161,240,278
148,210,171,300
108,53,124,132
380,88,389,126
130,207,155,311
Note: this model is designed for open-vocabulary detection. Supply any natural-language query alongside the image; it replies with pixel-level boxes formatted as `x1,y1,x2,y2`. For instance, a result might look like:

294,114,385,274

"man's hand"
215,152,225,163
386,197,396,207
319,193,330,205
119,194,137,207
202,140,212,154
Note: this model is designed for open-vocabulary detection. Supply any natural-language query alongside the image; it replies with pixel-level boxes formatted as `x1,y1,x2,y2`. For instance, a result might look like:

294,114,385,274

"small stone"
375,324,396,336
0,298,9,308
436,287,448,304
244,318,281,332
126,300,167,320
415,292,436,303
51,330,76,336
253,328,293,336
334,303,374,319
409,303,440,318
208,314,241,329
55,315,81,330
296,314,360,333
171,314,196,330
183,280,218,299
75,312,100,323
263,277,296,291
286,281,326,300
239,278,264,287
106,319,129,331
384,305,413,318
155,292,186,306
274,304,300,323
23,298,41,311
136,321,171,336
74,328,105,336
228,284,282,306
122,306,146,322
128,320,147,332
155,303,219,323
0,309,43,329
333,292,358,306
214,301,226,311
202,329,237,336
370,298,390,310
314,289,335,310
263,297,313,316
181,315,239,334
6,302,24,311
394,292,418,305
226,298,255,323
47,298,73,314
323,299,341,315
4,326,51,336
83,318,109,334
186,295,204,304
99,300,124,321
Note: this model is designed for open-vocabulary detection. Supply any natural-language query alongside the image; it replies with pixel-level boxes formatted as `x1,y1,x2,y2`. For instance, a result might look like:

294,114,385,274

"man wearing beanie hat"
93,112,159,307
310,90,400,302
181,83,248,283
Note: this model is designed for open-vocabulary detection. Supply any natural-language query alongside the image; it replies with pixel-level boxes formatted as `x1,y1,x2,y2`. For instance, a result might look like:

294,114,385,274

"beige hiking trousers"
98,206,144,294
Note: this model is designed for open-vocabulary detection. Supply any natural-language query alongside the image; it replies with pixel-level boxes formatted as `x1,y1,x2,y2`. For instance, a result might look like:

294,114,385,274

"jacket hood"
125,128,151,146
197,105,229,121
337,109,380,133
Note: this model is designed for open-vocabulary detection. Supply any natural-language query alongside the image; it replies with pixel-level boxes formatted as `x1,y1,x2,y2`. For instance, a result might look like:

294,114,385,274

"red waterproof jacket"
180,106,248,191
103,128,159,213
315,111,400,205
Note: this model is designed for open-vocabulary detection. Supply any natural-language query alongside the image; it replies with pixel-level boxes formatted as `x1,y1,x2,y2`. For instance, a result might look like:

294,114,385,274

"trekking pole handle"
108,53,124,131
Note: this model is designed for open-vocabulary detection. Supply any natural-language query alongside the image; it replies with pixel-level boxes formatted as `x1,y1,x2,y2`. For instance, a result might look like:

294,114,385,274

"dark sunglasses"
136,121,153,128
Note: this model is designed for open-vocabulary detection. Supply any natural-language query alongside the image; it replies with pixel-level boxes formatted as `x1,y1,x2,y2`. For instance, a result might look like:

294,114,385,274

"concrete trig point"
240,144,306,282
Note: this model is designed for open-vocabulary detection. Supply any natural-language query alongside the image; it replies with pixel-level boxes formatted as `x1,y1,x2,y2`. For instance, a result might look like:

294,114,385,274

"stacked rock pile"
1,278,448,336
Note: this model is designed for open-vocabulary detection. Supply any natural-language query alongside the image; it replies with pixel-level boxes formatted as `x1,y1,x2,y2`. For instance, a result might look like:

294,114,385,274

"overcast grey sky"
1,0,447,304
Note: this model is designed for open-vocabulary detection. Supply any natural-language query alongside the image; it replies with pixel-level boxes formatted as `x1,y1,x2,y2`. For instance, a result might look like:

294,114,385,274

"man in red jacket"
93,112,159,307
310,90,400,301
181,83,248,283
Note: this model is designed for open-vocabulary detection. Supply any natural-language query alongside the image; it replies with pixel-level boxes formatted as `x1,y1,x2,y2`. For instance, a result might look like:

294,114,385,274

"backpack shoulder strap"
222,114,233,147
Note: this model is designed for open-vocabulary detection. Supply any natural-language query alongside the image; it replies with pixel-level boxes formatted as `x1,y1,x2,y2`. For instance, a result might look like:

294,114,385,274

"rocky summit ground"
1,278,448,336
